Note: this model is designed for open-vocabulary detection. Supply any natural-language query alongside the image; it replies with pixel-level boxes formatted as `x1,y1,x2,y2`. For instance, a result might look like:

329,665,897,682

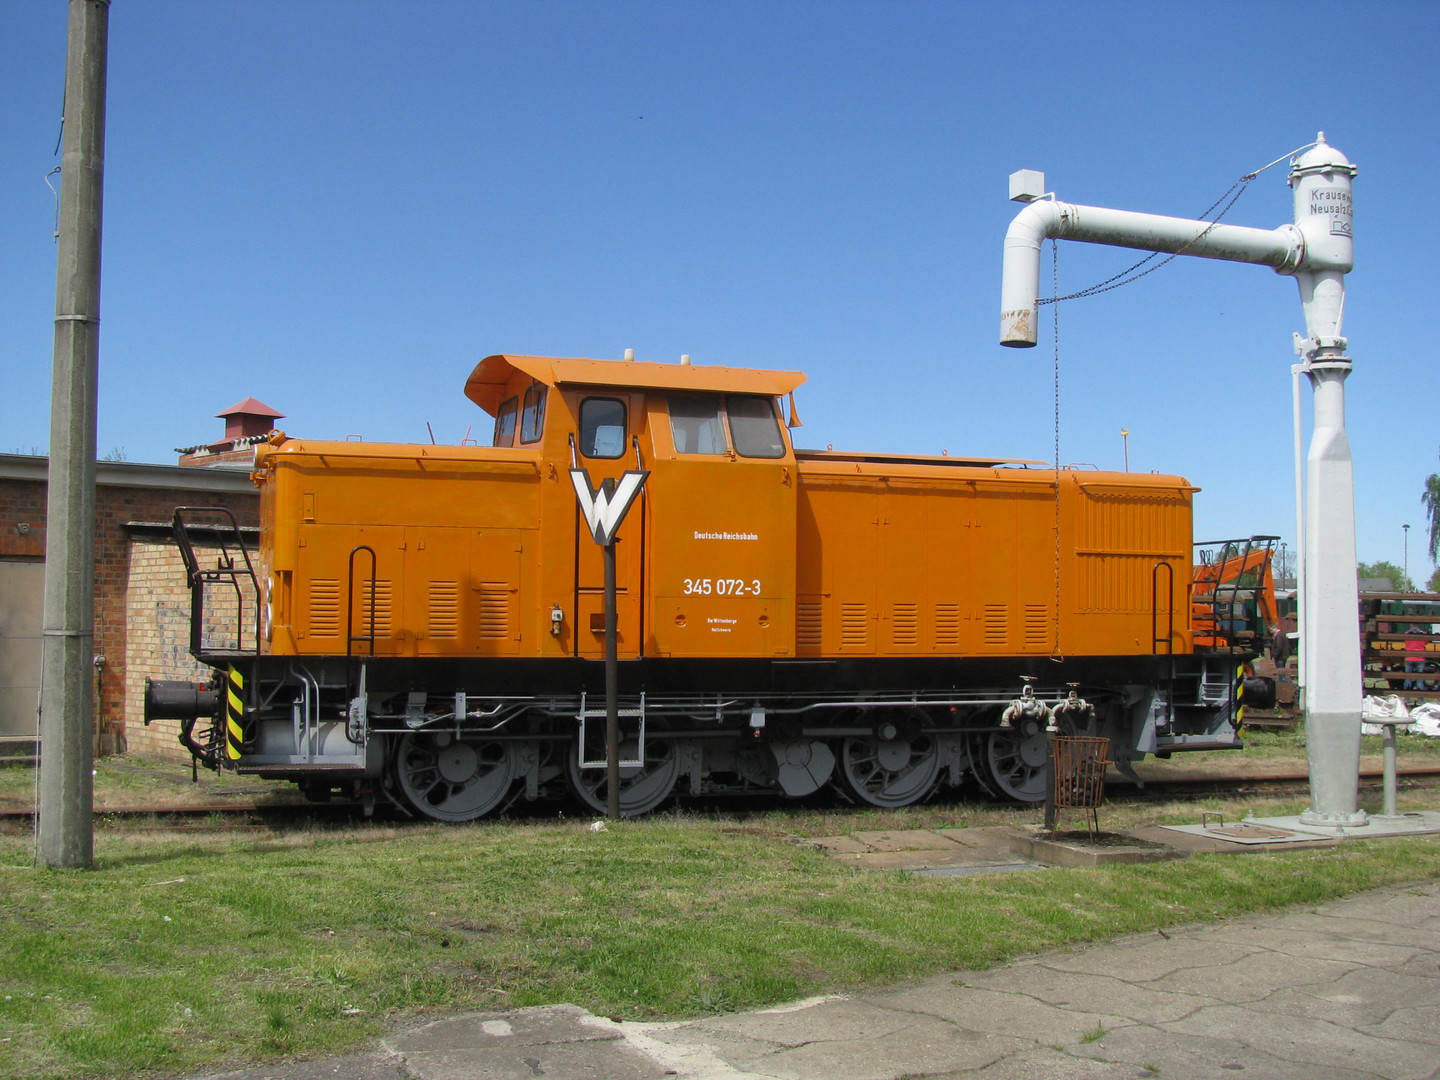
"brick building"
0,454,259,761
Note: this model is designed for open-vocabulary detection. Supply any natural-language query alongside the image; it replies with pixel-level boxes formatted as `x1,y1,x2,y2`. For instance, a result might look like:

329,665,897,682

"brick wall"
0,480,48,558
124,538,221,760
0,459,257,758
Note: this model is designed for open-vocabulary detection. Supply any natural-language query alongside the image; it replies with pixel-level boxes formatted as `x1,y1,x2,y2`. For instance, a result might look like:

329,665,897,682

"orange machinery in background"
148,354,1262,819
1190,536,1280,652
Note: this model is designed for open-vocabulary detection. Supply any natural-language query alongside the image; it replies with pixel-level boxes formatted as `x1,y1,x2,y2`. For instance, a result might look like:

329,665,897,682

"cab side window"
579,397,627,459
727,395,785,458
493,396,519,447
668,395,726,454
520,382,547,444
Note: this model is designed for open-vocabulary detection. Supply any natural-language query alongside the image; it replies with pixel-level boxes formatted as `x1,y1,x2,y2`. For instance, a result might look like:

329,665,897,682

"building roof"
215,397,284,420
0,453,257,493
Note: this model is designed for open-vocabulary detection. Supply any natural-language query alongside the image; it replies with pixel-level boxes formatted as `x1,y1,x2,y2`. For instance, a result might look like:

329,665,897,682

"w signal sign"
570,469,649,546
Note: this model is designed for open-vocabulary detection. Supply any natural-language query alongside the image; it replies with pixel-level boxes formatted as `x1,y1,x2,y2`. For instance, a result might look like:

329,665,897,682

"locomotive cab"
464,353,806,661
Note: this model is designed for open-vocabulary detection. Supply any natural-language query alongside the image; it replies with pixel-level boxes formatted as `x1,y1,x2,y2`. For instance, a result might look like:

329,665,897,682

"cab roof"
464,354,807,416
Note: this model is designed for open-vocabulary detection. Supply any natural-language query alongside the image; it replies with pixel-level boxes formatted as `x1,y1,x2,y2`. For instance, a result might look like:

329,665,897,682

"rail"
171,506,261,658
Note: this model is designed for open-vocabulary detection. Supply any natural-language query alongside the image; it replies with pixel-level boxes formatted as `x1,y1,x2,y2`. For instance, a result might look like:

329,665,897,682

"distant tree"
1425,458,1440,561
101,446,128,462
1428,565,1440,593
1359,560,1412,591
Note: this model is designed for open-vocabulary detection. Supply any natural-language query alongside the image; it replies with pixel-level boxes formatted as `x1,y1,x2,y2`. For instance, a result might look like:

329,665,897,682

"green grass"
0,756,303,812
1,809,1437,1080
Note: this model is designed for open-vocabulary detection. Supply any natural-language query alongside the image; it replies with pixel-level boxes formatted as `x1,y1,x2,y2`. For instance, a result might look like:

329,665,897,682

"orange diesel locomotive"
147,354,1257,819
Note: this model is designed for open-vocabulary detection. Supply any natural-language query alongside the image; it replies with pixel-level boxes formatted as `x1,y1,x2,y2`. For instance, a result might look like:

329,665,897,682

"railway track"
3,765,1438,828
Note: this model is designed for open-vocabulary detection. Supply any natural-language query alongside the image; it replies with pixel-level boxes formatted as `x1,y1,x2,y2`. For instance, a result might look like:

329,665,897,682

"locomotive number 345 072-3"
682,578,761,596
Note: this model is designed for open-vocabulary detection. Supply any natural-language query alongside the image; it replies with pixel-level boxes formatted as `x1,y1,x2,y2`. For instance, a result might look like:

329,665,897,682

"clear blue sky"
3,1,1437,580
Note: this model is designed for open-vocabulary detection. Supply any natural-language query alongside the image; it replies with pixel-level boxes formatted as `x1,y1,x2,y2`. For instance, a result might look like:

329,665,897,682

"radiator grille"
797,601,823,649
478,583,511,640
428,581,460,639
309,578,340,637
892,603,918,647
983,604,1009,648
353,579,392,638
1023,604,1049,648
934,603,960,647
841,603,869,649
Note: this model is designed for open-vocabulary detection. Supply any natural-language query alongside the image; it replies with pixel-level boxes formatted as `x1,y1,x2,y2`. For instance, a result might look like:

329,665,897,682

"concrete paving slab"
188,1052,409,1080
1324,881,1440,927
1010,830,1185,868
844,849,973,872
683,997,916,1047
1320,963,1440,1011
1259,908,1440,950
1161,1001,1438,1080
1360,1003,1440,1048
625,1022,785,1078
812,825,1039,875
750,1020,1015,1080
808,835,870,855
936,959,1222,1024
848,828,960,852
1044,933,1258,982
1203,921,1431,967
931,825,1026,855
383,1005,621,1052
1069,1024,1383,1080
1147,948,1361,1001
400,1038,667,1080
865,978,1133,1045
913,861,1042,877
938,1045,1151,1080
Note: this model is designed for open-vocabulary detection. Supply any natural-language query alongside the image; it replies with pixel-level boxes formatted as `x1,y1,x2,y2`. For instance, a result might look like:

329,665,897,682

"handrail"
346,546,378,658
171,506,261,656
1151,560,1175,655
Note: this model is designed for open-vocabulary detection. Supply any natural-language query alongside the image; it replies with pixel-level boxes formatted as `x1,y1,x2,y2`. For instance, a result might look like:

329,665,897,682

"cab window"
520,382,546,444
727,395,785,458
668,395,727,454
579,397,627,459
493,396,518,447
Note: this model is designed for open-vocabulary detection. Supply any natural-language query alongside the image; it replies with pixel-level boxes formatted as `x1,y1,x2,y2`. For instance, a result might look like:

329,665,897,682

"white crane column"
1288,139,1363,827
999,135,1364,828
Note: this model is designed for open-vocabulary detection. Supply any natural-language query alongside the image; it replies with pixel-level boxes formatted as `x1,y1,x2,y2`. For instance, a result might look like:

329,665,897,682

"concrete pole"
38,0,109,869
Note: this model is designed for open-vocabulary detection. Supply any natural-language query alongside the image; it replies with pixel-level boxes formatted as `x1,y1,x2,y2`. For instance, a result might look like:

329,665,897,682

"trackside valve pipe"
999,134,1365,828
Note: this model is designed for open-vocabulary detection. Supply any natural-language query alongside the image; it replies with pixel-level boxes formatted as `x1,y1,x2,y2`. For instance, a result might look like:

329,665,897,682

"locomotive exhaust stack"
999,134,1364,828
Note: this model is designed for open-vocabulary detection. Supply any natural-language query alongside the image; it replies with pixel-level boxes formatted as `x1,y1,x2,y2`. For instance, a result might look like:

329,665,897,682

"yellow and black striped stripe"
1234,663,1247,727
225,665,247,760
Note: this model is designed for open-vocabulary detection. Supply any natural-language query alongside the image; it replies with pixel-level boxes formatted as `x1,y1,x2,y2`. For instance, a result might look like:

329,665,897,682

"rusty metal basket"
1050,736,1112,836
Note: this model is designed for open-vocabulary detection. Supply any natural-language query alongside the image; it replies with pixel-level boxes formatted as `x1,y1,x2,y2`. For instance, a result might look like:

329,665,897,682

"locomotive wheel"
975,700,1100,804
394,731,517,821
974,727,1048,803
833,731,941,808
566,737,679,817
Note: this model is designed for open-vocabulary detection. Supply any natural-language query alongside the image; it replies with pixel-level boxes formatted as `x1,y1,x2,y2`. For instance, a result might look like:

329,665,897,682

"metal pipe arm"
1000,200,1309,347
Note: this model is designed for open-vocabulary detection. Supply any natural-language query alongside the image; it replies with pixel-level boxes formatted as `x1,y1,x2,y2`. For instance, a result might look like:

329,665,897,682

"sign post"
570,468,648,818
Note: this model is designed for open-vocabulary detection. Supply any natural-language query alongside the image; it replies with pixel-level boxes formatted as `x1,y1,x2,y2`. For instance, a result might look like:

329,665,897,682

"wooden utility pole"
38,0,109,869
